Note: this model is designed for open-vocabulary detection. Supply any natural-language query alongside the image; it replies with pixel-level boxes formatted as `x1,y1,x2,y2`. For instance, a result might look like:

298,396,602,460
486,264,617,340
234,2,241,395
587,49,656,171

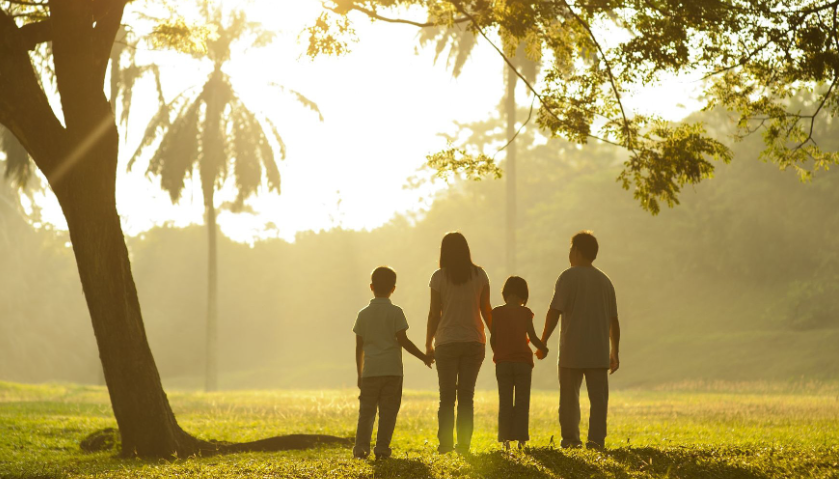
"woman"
426,232,492,454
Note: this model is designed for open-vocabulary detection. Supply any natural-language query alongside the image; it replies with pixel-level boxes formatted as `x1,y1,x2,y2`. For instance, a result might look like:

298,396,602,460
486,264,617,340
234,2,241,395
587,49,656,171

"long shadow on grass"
606,447,770,479
461,450,560,479
527,447,629,479
372,457,433,479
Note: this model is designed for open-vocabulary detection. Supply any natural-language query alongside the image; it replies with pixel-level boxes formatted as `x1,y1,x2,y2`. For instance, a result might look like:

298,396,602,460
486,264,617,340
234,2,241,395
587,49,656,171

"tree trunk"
202,67,225,393
205,197,219,392
51,108,195,458
505,63,518,276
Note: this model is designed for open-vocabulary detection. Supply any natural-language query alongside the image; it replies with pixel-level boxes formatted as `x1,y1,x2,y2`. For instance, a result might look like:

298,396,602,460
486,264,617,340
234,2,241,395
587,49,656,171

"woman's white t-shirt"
429,267,490,346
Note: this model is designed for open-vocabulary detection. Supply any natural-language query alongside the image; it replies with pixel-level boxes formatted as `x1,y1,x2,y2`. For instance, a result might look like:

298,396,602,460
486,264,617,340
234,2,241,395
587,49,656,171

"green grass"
1,381,838,478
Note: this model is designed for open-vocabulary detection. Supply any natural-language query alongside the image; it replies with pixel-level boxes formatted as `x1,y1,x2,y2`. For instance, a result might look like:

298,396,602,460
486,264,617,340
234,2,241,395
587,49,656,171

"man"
538,231,620,450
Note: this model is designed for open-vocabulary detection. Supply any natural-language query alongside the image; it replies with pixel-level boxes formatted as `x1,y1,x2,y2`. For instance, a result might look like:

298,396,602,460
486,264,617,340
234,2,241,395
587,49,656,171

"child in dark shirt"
490,276,549,451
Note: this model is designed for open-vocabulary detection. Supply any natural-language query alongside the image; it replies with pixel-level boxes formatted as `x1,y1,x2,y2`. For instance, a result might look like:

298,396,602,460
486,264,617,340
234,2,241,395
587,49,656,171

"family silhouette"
352,231,621,459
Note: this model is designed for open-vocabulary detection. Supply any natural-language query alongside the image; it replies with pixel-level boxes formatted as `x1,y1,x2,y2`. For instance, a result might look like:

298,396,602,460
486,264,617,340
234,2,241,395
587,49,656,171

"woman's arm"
479,284,492,331
426,288,442,358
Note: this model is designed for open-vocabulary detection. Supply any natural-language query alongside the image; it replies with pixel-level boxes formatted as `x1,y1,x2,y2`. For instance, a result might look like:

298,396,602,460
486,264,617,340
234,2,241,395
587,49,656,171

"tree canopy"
310,0,839,213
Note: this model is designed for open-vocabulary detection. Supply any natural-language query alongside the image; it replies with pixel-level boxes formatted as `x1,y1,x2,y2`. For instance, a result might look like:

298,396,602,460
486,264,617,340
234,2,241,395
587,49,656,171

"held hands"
535,347,549,360
421,345,435,369
610,351,620,374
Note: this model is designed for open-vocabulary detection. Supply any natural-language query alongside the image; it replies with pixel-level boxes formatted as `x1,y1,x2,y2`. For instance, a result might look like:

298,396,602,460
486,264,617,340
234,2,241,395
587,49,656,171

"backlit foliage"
310,0,839,214
148,18,219,55
426,146,502,181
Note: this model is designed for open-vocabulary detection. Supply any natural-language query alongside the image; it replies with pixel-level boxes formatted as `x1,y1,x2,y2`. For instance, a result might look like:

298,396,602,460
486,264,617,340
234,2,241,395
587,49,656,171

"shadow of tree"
372,456,434,479
606,447,771,479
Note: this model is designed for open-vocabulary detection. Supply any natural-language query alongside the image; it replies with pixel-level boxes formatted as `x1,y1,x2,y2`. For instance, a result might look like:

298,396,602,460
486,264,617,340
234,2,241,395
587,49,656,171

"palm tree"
0,127,38,250
131,8,319,391
419,26,539,274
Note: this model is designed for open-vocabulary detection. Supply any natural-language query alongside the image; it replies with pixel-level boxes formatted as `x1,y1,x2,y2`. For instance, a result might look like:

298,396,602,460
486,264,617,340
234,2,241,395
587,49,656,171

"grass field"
1,381,838,478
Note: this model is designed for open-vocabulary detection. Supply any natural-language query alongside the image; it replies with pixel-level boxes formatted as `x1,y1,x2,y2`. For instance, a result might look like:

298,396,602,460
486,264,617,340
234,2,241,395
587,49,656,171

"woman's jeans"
435,341,485,452
495,361,532,442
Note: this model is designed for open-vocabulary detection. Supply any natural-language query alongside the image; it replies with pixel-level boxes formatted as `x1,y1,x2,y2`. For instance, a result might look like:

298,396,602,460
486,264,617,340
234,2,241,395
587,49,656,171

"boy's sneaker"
560,440,583,449
437,445,454,454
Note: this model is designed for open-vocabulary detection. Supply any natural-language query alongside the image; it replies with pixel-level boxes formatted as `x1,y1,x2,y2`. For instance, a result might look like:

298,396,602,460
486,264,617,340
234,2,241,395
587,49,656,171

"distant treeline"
2,108,838,390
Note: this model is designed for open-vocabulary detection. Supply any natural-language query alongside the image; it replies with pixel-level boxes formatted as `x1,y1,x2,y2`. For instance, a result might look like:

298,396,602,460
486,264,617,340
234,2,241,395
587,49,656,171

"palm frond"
449,27,476,78
264,117,287,162
238,102,281,194
148,98,203,203
271,85,324,122
416,26,476,79
0,127,34,190
234,99,285,197
128,91,190,171
228,105,263,210
118,62,158,130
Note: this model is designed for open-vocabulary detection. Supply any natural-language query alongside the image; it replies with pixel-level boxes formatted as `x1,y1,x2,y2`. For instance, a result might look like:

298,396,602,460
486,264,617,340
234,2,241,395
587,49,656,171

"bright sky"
28,0,702,243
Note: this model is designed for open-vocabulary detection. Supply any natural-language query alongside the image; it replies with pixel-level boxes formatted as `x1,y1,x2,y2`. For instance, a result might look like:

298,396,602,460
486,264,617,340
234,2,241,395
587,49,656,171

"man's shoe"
560,440,583,449
374,453,391,461
585,440,605,451
437,445,454,454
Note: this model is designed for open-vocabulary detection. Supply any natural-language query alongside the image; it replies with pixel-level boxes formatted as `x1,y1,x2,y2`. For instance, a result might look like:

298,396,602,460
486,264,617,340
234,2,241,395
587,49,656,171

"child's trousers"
495,362,532,442
354,375,403,458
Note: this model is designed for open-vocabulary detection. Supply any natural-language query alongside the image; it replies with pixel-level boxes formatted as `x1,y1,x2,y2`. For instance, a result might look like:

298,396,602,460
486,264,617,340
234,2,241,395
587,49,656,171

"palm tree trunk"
205,194,219,392
505,64,518,275
202,68,224,393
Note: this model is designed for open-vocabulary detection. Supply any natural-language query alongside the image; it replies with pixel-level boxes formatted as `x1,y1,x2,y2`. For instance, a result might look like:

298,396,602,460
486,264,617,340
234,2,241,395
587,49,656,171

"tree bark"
505,62,518,276
51,101,196,458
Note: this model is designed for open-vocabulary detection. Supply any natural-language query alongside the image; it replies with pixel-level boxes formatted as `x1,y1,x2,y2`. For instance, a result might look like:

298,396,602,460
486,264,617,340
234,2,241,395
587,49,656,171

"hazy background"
2,1,838,392
3,104,839,391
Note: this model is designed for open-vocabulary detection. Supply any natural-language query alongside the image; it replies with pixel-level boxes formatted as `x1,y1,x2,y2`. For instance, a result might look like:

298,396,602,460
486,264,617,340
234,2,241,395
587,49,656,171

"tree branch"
0,7,66,175
91,0,128,85
332,4,469,28
2,0,48,6
451,2,621,147
495,94,536,157
4,0,126,52
559,0,632,147
17,19,49,50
